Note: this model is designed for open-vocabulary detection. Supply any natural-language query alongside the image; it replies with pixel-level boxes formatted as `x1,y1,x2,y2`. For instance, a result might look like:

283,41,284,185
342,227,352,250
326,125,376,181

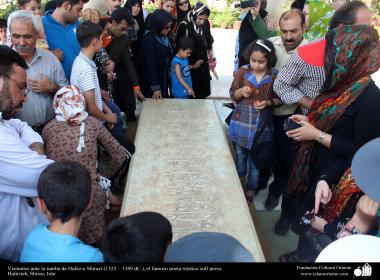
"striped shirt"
71,52,102,112
273,39,326,106
268,36,309,116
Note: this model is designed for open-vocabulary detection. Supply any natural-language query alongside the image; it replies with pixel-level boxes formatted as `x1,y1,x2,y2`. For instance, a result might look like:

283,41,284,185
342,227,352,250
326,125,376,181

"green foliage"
0,2,17,20
210,8,240,28
145,2,158,14
189,0,206,6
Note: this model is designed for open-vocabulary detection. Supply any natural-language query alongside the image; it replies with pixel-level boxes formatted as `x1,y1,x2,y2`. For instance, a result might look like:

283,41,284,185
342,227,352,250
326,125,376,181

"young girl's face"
162,1,175,14
132,3,141,17
249,51,268,73
22,0,41,16
91,11,100,24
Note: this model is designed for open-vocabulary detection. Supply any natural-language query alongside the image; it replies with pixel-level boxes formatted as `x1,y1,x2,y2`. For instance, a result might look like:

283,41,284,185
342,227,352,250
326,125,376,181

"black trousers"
268,115,293,198
191,63,211,99
114,79,136,121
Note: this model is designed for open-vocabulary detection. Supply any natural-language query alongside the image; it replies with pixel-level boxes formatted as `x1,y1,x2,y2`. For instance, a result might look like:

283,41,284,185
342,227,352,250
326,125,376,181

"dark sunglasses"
163,25,172,30
179,1,188,6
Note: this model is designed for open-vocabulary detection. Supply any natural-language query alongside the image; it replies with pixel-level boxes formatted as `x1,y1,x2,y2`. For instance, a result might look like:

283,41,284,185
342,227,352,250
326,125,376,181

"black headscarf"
176,0,191,24
124,0,145,38
150,9,173,35
291,0,307,10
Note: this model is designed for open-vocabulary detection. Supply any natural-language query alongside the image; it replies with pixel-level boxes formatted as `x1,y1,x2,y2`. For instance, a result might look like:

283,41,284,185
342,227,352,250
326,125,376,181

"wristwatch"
318,131,326,143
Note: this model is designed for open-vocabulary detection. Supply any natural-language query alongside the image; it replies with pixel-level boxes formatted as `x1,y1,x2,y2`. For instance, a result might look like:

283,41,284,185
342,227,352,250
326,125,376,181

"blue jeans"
106,101,135,155
234,144,259,191
106,101,123,138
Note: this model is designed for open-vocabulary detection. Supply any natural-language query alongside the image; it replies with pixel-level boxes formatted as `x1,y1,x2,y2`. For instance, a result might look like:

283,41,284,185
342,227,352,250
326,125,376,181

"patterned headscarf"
287,25,380,197
323,169,362,224
304,0,334,42
53,85,88,152
184,1,210,36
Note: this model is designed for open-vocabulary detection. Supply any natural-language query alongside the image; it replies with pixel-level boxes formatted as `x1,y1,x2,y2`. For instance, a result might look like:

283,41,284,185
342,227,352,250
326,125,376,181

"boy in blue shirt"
171,36,202,99
42,0,87,79
20,160,104,262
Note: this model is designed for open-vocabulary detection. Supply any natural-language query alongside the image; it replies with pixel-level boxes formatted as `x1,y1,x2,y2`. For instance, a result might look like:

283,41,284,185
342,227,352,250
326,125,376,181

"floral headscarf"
53,85,88,152
304,0,334,42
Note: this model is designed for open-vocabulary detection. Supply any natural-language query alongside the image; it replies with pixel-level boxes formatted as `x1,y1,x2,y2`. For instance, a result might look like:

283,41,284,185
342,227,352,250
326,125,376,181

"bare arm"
83,90,116,124
174,64,194,97
29,142,45,155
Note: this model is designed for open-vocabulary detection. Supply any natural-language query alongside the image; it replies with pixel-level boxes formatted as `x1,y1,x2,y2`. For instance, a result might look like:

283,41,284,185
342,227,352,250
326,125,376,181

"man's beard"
0,80,23,120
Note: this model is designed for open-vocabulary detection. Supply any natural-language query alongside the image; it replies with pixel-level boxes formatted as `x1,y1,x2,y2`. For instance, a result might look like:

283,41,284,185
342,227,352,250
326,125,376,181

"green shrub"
210,8,240,28
145,2,158,14
0,2,17,20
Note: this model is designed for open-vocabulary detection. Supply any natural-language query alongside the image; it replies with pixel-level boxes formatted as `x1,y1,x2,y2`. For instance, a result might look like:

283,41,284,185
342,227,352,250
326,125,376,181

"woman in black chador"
176,2,214,99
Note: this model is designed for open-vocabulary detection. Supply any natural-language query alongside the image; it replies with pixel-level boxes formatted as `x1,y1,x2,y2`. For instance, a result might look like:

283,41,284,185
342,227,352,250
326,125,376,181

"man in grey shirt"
9,10,67,133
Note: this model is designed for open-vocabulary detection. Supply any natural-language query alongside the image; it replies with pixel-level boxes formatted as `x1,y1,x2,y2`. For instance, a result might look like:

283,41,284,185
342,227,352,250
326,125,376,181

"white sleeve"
0,132,53,196
9,119,44,147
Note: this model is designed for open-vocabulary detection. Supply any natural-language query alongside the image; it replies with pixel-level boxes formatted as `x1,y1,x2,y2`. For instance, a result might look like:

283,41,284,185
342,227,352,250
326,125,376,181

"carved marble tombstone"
121,99,265,262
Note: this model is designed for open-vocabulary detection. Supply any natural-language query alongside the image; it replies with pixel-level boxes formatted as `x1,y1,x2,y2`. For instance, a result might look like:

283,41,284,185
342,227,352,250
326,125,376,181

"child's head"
82,8,101,24
176,36,193,58
0,19,6,41
244,39,277,72
37,160,92,224
90,9,101,24
18,0,41,15
76,20,103,51
100,211,173,262
81,8,92,21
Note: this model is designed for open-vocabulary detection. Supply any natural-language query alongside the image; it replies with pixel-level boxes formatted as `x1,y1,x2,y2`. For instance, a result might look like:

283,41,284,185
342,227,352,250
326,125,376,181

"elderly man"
9,10,67,133
0,45,53,262
273,1,374,236
263,9,307,212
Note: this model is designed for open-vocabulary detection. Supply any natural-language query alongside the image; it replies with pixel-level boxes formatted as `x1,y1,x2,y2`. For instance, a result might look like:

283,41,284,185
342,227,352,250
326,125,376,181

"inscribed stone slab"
121,99,265,262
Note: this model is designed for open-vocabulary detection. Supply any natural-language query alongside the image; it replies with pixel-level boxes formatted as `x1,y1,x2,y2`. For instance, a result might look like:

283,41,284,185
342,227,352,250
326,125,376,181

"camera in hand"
283,118,301,132
98,48,110,69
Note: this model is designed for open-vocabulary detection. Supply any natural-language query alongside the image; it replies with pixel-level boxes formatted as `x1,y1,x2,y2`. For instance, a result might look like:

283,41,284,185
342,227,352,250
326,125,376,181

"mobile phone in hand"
283,118,301,132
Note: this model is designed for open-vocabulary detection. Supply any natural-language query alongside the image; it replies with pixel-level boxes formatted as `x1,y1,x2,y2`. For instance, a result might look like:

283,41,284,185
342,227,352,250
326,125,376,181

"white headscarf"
53,85,88,152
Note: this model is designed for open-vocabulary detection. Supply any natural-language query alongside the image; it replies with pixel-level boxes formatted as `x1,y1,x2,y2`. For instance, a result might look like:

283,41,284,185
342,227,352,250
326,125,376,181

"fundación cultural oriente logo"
354,263,372,277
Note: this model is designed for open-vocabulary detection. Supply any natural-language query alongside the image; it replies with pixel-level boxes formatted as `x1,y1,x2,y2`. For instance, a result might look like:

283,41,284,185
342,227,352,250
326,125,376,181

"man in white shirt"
0,45,53,261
